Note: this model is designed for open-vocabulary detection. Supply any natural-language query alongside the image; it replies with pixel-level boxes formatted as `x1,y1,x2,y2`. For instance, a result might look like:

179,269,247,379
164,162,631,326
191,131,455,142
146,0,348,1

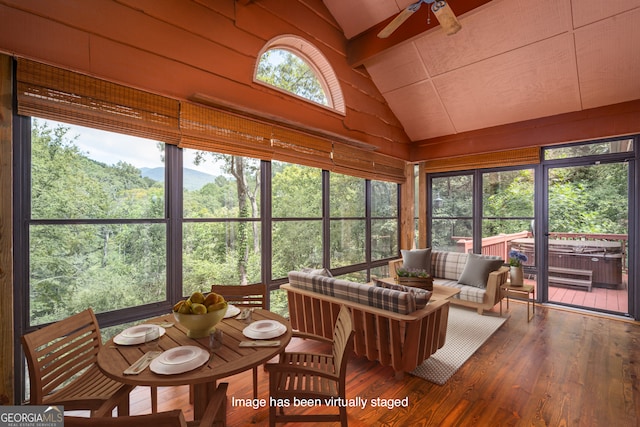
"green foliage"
548,163,628,234
30,121,167,325
433,165,628,250
330,174,365,217
272,163,322,217
256,49,328,105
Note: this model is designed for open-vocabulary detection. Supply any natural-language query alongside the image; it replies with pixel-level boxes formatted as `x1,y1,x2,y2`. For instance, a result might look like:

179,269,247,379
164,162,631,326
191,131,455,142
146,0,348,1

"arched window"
255,35,345,114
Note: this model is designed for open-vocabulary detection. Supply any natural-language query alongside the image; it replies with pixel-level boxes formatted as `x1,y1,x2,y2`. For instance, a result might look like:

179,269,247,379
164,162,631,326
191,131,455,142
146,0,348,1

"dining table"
97,308,292,419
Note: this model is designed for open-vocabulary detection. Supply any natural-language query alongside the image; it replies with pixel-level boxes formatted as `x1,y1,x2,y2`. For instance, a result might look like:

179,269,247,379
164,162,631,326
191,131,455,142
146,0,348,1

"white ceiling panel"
435,34,581,132
324,0,640,142
415,0,572,76
363,42,428,93
384,80,456,140
575,7,640,109
572,0,640,28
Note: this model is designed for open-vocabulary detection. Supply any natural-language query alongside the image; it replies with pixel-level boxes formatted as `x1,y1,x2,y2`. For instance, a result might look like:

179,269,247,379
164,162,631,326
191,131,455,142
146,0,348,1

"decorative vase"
510,266,524,287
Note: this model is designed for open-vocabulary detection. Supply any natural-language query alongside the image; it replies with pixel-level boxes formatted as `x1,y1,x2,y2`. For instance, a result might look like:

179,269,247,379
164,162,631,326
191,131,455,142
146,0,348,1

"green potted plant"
396,267,433,291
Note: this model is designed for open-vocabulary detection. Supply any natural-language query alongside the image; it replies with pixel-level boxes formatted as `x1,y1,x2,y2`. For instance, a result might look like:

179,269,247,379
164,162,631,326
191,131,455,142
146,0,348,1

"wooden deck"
524,273,629,314
85,301,640,426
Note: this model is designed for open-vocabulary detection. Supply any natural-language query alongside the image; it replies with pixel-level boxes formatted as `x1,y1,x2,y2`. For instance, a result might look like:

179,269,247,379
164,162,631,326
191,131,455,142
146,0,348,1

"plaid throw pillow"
373,279,432,309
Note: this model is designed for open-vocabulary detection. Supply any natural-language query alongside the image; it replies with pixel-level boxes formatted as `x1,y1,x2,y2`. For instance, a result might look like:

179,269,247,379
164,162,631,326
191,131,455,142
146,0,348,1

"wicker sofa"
284,271,450,376
389,250,509,315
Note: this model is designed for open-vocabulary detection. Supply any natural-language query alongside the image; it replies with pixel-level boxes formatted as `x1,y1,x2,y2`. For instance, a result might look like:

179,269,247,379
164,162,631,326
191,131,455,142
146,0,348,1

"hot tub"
510,238,623,288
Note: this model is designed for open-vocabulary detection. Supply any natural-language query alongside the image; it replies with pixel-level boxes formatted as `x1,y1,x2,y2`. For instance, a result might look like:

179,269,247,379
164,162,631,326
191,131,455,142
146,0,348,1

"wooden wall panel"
233,0,409,150
0,54,14,405
124,0,260,55
0,5,91,71
400,163,415,250
412,100,640,161
0,0,409,157
237,0,345,51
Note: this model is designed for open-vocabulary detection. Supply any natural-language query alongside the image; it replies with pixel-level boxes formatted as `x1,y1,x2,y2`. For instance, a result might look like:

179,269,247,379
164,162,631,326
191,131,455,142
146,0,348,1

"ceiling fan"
377,0,462,38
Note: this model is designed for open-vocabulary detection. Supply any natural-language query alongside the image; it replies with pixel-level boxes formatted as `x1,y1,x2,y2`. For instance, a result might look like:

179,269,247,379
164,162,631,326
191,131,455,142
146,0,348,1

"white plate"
113,325,166,346
242,321,287,340
246,320,280,333
150,346,209,375
223,304,241,319
159,347,200,365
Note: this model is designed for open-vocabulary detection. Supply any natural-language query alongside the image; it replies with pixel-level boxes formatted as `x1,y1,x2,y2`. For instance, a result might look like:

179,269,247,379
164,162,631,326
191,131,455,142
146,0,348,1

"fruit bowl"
174,304,227,338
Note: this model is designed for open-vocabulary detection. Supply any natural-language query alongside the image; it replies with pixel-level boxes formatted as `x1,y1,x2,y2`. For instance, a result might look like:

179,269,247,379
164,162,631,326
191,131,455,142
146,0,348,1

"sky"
40,118,219,175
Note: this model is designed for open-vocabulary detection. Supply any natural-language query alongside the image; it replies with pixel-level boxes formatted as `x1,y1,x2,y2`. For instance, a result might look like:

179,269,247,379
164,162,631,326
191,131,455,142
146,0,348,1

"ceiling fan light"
431,1,462,35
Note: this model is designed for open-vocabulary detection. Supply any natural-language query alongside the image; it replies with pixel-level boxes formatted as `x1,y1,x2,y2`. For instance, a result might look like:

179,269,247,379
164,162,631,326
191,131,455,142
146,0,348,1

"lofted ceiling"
324,0,640,142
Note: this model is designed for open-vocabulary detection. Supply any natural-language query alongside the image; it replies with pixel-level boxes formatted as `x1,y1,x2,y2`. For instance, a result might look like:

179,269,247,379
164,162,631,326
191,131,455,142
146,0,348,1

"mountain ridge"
141,167,216,191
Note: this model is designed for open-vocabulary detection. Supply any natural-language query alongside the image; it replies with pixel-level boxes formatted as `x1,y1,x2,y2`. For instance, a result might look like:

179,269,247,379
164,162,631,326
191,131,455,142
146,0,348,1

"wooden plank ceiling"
324,0,640,141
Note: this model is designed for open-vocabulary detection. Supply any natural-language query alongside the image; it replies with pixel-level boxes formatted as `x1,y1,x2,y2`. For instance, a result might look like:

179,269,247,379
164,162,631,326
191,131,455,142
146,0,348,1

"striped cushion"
433,278,486,304
288,271,417,314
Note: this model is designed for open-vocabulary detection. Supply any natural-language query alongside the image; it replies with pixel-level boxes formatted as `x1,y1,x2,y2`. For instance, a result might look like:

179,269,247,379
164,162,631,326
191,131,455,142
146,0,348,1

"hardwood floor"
125,302,640,426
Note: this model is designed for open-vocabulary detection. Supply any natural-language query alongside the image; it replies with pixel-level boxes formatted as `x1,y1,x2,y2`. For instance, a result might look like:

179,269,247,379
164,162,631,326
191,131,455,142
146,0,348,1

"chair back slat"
332,306,354,382
38,331,99,380
211,284,267,309
21,309,102,404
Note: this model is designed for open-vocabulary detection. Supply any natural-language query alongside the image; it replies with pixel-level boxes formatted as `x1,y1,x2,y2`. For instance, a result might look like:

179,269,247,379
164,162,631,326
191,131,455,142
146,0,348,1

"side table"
501,283,535,322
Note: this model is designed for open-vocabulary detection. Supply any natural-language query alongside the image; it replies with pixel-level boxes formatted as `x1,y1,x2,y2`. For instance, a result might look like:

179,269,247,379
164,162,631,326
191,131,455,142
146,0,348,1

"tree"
186,152,261,287
29,120,166,325
256,49,328,105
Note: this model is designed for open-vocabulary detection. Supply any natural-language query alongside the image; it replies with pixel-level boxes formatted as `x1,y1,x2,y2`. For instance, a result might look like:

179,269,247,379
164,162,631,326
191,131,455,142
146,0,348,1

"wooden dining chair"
265,305,354,427
211,284,267,400
66,383,228,427
21,308,133,415
211,283,267,310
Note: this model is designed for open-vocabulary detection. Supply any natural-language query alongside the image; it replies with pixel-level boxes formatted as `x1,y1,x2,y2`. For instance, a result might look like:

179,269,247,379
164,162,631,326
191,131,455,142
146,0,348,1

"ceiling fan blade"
431,1,462,35
377,2,422,39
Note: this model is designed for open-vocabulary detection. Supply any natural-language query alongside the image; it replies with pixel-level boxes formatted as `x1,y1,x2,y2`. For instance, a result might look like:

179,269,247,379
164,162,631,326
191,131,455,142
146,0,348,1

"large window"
430,174,473,252
19,120,400,329
271,161,323,278
430,169,535,257
330,173,365,268
28,119,167,326
371,180,398,261
182,151,262,293
431,168,535,260
482,169,535,259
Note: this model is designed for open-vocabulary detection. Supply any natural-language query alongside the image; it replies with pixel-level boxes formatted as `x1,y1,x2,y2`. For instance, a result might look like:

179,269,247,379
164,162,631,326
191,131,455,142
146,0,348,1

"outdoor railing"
455,231,530,260
455,231,628,272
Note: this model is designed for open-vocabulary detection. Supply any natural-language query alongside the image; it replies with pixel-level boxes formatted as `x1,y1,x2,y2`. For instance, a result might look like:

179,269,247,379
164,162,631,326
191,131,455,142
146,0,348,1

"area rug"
411,306,508,385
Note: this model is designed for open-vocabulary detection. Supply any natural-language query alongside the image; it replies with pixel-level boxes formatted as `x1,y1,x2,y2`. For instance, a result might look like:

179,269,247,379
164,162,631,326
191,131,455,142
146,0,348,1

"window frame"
13,115,401,402
254,35,345,115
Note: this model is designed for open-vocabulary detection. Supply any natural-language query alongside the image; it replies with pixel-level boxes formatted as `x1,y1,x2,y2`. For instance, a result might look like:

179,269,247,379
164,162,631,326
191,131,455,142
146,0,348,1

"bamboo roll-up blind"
179,102,273,159
422,147,540,173
17,58,406,180
332,144,406,183
371,153,408,184
332,143,374,176
17,58,181,144
270,126,333,170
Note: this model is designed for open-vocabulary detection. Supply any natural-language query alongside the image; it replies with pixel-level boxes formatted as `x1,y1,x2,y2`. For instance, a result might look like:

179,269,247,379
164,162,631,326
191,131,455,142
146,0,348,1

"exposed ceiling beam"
346,0,493,67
